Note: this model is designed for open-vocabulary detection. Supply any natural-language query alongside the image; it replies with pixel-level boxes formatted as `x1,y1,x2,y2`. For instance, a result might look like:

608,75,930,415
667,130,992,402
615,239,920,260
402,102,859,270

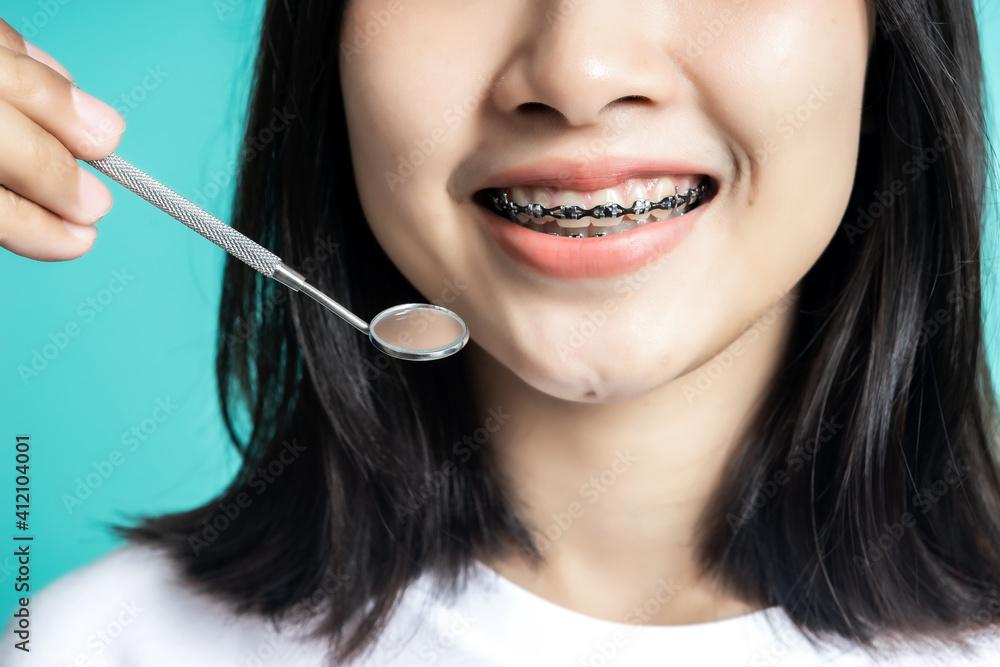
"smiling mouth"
475,175,715,238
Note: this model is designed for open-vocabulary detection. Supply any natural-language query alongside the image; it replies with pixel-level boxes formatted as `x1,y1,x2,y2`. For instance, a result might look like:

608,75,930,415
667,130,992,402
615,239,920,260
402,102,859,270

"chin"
505,339,683,404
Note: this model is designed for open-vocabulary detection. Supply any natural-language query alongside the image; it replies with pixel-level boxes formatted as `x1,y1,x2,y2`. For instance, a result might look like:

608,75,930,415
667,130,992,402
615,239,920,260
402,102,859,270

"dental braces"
487,181,709,224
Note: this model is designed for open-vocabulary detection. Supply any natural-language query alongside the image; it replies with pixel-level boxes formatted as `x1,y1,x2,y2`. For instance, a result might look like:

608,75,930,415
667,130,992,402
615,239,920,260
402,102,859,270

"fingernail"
78,168,113,221
24,42,74,83
71,85,126,143
63,219,98,245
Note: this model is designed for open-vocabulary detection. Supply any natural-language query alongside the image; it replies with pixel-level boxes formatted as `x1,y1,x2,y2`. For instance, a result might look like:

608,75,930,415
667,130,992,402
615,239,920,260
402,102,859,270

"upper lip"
472,156,718,194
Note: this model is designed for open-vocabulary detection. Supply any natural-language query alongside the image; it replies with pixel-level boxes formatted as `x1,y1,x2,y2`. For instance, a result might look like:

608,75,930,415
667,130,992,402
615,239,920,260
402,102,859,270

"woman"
2,0,1000,664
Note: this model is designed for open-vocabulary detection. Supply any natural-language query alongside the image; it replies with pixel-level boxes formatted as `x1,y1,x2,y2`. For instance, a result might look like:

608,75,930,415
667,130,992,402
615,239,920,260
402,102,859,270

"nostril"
613,95,651,105
602,95,654,115
516,102,559,117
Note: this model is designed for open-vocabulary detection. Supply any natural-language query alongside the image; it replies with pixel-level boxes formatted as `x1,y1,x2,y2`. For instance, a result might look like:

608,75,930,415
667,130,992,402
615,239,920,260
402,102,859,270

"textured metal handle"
85,153,282,277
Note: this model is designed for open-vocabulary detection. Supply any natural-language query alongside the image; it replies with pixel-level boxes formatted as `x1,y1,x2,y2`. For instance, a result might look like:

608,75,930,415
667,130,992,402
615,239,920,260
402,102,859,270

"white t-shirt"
3,544,1000,666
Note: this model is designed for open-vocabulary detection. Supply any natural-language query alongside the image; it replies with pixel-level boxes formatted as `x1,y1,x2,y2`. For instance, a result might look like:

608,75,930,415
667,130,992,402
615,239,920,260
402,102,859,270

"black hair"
115,0,1000,662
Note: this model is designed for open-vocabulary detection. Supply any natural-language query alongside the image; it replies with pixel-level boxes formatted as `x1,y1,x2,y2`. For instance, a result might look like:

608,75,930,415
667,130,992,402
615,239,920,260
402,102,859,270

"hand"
0,17,125,261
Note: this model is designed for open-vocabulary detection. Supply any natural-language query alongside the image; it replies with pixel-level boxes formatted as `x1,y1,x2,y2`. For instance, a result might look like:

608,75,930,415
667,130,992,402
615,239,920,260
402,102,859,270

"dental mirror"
85,153,470,361
369,303,469,360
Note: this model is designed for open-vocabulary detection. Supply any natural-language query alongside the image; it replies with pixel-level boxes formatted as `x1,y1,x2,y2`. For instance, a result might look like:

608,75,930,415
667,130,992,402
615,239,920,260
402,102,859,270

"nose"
492,1,683,127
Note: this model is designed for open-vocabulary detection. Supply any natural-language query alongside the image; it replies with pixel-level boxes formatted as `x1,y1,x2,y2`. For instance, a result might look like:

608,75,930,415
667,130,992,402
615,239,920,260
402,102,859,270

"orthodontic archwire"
487,182,709,225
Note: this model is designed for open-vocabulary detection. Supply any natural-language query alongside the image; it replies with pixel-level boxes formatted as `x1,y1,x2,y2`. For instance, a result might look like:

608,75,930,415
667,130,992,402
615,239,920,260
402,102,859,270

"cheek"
338,6,499,292
337,33,445,294
339,4,497,199
695,2,869,278
340,57,443,202
708,3,869,140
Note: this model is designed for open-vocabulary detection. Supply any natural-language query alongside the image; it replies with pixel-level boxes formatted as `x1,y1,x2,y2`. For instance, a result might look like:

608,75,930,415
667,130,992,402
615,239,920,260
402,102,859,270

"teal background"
0,0,999,624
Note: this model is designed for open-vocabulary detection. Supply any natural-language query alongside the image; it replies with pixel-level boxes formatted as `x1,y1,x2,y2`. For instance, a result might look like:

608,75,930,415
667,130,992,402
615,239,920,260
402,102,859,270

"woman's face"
339,1,873,402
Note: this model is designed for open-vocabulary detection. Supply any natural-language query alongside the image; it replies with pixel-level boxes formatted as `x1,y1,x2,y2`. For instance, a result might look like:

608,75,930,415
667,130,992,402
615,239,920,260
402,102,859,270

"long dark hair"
116,0,1000,662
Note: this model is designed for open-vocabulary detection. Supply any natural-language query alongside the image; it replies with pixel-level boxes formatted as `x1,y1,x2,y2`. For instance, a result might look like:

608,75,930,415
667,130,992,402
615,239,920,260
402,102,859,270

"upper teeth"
500,176,702,227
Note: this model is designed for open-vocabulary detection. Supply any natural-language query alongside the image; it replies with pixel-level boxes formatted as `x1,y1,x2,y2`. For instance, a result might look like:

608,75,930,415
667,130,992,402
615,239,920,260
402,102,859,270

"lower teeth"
517,207,687,238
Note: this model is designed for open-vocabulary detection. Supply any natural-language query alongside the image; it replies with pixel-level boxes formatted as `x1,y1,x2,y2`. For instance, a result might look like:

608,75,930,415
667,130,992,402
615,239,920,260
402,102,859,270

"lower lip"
479,198,709,280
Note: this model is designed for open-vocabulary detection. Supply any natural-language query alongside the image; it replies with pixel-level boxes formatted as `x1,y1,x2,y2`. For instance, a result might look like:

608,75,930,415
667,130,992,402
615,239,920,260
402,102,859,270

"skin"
340,0,874,624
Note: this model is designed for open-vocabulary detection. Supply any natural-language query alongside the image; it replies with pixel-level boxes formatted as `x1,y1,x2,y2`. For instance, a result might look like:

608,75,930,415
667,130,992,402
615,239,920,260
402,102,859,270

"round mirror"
369,304,469,361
